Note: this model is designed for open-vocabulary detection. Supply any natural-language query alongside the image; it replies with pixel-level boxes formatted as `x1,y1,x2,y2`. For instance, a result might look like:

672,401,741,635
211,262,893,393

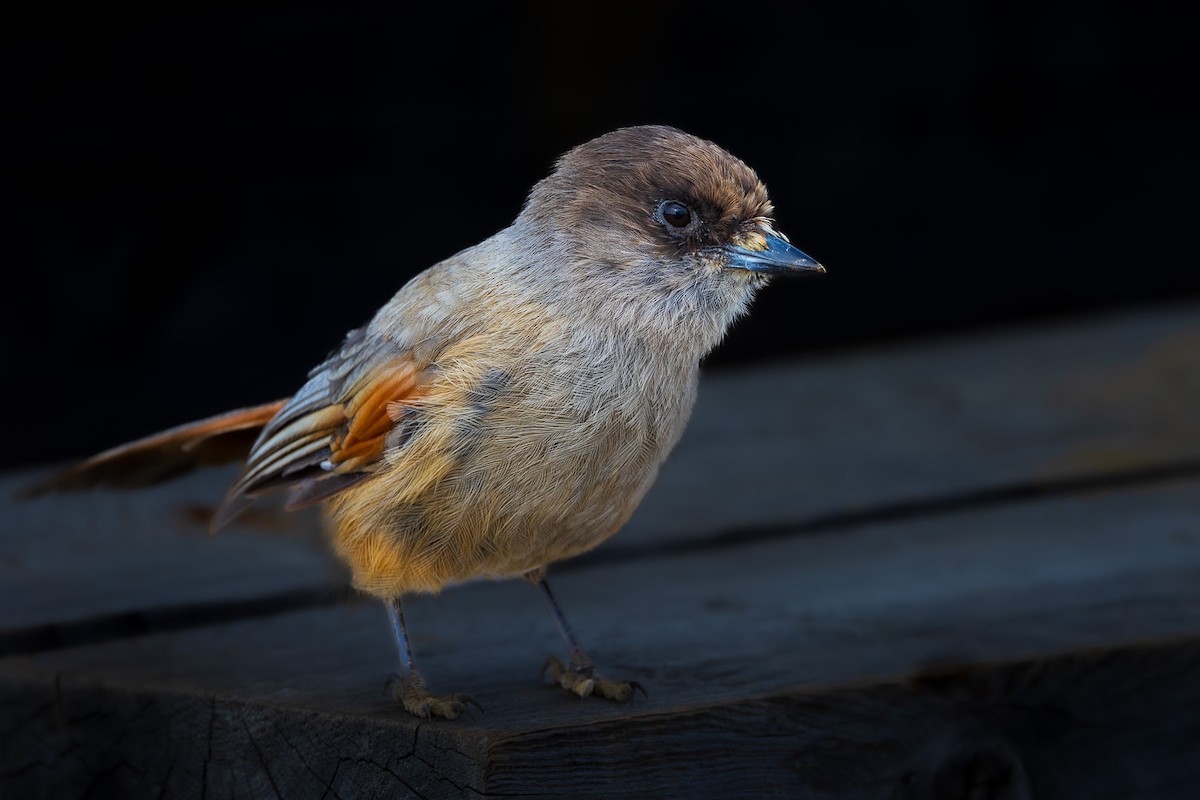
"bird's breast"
326,323,699,595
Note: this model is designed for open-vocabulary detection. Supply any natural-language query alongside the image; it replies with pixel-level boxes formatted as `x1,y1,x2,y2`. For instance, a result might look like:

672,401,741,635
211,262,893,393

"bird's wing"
17,327,436,533
15,401,289,499
211,327,429,531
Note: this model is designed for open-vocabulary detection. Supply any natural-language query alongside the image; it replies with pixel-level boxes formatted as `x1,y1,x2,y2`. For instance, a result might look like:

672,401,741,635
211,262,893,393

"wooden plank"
0,468,344,649
4,301,1199,641
629,299,1200,543
8,643,1197,799
4,479,1200,797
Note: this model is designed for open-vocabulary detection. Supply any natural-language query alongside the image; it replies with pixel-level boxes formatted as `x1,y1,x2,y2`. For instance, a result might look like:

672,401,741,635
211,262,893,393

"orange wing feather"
212,354,425,530
330,367,422,472
16,321,429,539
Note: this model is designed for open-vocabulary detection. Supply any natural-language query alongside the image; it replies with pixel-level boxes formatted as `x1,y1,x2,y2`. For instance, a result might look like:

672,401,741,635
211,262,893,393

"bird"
19,125,825,719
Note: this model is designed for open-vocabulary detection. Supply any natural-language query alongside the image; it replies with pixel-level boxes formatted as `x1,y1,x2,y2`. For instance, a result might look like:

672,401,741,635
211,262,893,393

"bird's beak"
724,233,825,275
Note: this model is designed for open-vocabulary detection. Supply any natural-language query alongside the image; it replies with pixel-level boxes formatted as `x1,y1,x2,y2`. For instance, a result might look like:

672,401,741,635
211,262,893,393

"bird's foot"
541,657,646,703
384,672,481,720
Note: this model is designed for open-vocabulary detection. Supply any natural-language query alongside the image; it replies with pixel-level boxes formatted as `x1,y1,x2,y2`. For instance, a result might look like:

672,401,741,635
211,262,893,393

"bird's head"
511,125,824,351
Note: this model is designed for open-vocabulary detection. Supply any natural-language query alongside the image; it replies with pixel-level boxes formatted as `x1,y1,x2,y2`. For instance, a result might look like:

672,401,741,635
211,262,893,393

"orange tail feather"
15,400,289,500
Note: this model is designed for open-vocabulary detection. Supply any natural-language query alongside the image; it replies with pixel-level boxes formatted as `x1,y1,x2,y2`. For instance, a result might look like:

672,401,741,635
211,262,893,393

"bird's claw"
541,656,646,703
384,671,482,720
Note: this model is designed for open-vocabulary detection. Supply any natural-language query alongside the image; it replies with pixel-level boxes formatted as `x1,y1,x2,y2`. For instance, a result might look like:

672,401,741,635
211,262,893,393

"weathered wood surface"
0,469,339,653
3,301,1200,797
4,301,1200,648
4,477,1200,797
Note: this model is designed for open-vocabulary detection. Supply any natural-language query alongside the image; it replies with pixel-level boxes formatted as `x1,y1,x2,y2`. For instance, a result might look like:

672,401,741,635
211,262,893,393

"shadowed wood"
4,301,1200,650
3,480,1200,796
0,467,342,650
628,299,1200,544
5,642,1198,798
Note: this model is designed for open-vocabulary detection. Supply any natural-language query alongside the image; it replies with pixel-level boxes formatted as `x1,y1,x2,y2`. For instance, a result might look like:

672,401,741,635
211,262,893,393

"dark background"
4,1,1197,470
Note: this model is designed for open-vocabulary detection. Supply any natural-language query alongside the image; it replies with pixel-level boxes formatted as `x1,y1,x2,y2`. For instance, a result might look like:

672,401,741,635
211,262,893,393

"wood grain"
5,304,1200,797
3,480,1200,797
4,301,1200,646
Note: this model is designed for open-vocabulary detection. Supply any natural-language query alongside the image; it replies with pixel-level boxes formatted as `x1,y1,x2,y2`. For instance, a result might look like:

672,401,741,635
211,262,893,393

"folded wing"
212,329,427,531
18,327,431,537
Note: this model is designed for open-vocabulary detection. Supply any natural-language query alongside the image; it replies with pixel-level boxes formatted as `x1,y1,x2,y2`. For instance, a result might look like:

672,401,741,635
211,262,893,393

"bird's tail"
15,400,289,500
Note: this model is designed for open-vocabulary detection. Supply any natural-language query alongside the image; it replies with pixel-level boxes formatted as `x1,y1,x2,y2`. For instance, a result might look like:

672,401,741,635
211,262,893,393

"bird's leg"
383,597,479,719
531,574,645,703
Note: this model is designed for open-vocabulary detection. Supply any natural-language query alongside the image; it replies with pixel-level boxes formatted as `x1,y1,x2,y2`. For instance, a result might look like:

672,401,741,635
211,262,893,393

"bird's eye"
657,200,693,230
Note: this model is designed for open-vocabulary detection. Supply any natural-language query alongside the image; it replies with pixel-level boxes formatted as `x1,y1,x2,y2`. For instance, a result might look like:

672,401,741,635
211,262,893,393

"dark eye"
657,200,693,229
